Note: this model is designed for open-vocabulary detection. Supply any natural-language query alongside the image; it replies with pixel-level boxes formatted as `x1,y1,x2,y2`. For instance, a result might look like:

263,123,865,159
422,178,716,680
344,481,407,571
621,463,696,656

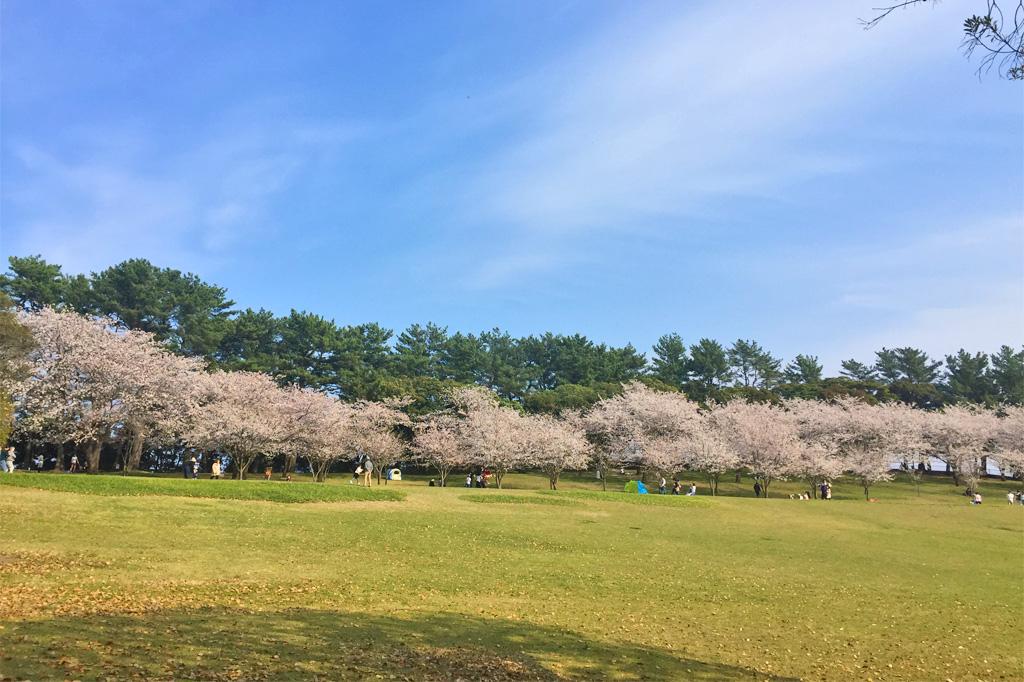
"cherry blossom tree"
522,411,592,490
882,402,931,495
412,413,465,487
714,400,801,498
585,383,700,485
119,349,207,472
683,406,741,495
351,399,410,485
922,405,998,494
787,399,846,497
16,308,204,473
187,370,289,479
279,386,356,482
453,386,526,489
584,394,640,490
992,405,1024,478
791,398,928,500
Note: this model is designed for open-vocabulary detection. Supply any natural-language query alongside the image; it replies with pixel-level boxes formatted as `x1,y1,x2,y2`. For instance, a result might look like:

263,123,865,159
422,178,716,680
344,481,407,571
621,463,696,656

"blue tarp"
636,481,648,494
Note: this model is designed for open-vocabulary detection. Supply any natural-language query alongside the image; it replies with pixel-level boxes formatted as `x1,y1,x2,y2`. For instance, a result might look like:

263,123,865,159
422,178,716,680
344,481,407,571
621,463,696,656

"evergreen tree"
728,339,781,387
893,347,943,384
874,348,902,383
943,349,995,404
650,333,689,387
688,338,732,390
840,359,877,382
394,323,448,378
783,354,823,384
215,308,280,374
990,345,1024,404
0,255,75,311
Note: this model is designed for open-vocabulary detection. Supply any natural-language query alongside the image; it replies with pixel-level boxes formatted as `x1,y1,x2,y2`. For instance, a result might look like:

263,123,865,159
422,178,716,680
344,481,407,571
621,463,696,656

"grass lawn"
0,470,1020,680
0,472,404,503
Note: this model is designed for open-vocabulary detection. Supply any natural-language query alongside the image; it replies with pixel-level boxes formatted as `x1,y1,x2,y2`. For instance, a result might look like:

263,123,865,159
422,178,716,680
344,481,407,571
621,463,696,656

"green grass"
0,471,404,503
0,471,1021,680
541,489,714,508
461,492,584,506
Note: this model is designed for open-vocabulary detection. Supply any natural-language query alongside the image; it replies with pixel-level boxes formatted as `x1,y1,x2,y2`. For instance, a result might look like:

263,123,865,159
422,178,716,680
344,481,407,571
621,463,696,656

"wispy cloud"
1,119,359,274
432,1,965,286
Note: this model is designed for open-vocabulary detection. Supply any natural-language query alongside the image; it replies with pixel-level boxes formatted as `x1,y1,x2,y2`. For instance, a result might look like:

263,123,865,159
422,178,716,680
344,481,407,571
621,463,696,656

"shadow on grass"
3,608,788,681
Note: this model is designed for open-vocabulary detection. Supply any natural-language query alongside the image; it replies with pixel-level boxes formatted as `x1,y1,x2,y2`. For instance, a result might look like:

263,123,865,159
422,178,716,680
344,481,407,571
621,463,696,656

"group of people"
349,455,374,486
465,470,492,488
0,447,15,473
1006,491,1024,504
657,477,697,496
181,452,225,479
790,482,834,500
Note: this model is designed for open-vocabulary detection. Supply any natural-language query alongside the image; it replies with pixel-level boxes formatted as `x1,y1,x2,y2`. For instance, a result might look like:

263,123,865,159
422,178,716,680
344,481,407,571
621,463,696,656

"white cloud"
1,120,359,274
443,0,968,285
821,213,1024,367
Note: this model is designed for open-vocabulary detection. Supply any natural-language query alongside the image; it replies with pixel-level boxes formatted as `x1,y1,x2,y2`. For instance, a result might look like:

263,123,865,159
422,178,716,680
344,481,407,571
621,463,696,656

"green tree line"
2,255,1021,413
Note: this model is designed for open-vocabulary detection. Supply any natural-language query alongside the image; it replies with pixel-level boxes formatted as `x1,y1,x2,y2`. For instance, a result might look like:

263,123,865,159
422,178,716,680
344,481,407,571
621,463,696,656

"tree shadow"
2,607,791,680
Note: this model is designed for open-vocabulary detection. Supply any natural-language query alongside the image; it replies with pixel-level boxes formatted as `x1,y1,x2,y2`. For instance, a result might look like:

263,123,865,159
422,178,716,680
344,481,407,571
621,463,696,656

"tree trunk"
734,471,741,483
495,471,504,489
55,442,65,472
549,471,559,490
84,440,102,473
284,453,297,477
125,428,146,472
234,455,250,480
314,462,329,482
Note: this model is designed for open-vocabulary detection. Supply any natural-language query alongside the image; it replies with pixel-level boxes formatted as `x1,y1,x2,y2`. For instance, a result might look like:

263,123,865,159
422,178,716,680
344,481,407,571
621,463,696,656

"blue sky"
1,0,1021,370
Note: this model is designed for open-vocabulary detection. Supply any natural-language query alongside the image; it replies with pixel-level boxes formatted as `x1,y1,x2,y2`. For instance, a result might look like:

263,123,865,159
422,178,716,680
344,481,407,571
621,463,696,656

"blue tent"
636,481,648,494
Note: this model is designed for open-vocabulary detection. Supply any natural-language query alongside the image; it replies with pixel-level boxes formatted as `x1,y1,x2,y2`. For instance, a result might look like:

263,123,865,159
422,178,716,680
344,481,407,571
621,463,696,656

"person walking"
5,447,15,473
190,455,200,479
671,478,681,495
69,454,79,473
1008,491,1016,505
658,476,667,494
753,481,762,498
362,457,373,487
825,482,833,500
465,473,472,488
211,459,222,479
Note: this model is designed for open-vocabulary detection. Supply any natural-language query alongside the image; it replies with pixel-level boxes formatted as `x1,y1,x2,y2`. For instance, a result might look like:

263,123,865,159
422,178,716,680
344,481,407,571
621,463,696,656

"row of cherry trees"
580,384,1024,498
11,308,408,479
9,308,1023,493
